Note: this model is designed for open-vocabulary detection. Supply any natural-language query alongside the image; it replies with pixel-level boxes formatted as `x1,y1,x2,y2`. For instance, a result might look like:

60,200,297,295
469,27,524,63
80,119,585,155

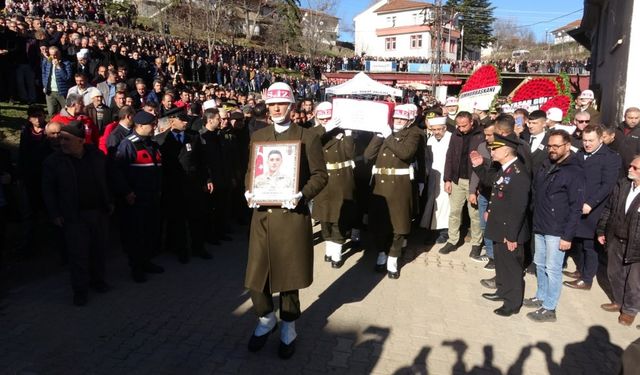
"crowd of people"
1,4,639,362
5,0,136,27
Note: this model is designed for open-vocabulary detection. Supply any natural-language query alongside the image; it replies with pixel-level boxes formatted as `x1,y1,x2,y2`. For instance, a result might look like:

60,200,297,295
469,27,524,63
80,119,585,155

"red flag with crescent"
255,146,264,176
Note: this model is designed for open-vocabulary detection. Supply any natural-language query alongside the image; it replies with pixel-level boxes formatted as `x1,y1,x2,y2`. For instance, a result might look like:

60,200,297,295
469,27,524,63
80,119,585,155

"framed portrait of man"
249,140,301,206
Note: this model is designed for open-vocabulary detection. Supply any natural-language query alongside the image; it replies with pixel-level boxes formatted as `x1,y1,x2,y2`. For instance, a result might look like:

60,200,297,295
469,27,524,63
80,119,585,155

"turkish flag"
255,146,264,177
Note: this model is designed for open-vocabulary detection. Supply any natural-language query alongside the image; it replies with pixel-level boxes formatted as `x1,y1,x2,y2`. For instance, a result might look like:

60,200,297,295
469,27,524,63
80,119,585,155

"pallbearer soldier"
311,101,356,268
243,82,327,359
365,104,421,279
471,133,531,317
112,111,164,283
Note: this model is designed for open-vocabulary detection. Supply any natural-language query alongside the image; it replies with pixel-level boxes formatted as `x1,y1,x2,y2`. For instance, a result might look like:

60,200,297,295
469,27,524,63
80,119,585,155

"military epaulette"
127,134,140,142
514,164,521,174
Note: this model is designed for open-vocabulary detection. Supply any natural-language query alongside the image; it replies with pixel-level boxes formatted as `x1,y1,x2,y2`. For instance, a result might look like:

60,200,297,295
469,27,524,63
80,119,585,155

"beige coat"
364,126,421,235
244,124,327,293
312,128,356,224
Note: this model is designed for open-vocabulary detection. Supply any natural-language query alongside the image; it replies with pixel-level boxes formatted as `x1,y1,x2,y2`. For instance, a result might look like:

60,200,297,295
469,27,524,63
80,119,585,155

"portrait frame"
249,140,301,206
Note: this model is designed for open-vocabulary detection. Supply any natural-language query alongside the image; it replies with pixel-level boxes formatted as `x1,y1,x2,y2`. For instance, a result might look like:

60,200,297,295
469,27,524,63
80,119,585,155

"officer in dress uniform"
471,133,531,317
243,82,327,359
155,111,213,263
365,104,421,279
310,101,356,268
112,111,164,283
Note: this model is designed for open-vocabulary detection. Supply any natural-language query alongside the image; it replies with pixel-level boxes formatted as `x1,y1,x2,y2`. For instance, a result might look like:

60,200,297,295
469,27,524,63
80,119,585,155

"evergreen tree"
446,0,496,58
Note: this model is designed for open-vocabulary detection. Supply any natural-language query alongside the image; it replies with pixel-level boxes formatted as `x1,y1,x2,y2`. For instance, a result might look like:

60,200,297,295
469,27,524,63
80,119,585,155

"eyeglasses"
547,143,568,150
576,120,590,123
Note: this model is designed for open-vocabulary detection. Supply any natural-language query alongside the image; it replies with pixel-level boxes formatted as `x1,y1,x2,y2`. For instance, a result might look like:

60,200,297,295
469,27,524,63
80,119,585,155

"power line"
514,8,583,28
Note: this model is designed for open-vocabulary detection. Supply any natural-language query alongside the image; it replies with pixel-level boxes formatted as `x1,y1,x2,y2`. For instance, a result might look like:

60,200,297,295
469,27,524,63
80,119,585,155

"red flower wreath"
460,65,500,93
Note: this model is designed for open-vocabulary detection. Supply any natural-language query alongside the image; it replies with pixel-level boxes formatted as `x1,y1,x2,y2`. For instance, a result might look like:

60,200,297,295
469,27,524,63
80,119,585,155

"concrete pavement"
0,226,637,374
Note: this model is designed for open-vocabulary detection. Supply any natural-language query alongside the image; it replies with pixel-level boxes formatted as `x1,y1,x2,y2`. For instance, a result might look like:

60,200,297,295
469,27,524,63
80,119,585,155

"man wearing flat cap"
113,111,165,283
42,121,112,306
155,110,213,263
471,133,531,317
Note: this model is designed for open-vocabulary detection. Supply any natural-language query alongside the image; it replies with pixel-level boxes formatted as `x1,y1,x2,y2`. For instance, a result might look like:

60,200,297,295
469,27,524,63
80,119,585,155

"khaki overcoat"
364,126,420,235
244,123,327,293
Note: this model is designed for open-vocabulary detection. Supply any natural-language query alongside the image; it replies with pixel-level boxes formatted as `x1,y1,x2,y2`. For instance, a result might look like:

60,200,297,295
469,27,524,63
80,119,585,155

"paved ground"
0,224,638,375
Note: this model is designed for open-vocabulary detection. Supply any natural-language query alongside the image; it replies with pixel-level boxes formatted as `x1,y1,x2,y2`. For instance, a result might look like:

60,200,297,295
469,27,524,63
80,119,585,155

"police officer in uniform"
244,82,327,359
155,111,213,263
113,111,164,283
365,104,421,279
311,101,356,268
471,133,531,316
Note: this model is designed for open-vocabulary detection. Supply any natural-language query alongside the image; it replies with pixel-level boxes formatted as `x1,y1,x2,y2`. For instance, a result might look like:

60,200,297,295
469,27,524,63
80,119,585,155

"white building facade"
354,0,459,59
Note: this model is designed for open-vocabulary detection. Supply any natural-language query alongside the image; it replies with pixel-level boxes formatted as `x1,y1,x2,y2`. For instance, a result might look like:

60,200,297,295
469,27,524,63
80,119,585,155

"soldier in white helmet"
365,104,421,279
311,101,356,269
243,82,327,359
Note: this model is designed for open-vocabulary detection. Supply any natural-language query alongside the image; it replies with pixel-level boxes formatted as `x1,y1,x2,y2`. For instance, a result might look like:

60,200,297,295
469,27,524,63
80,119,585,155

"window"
385,37,396,51
386,16,396,27
411,35,423,49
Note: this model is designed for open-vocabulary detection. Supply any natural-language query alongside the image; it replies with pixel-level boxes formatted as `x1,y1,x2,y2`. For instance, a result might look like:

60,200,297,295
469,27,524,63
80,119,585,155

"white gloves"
324,118,341,132
378,125,392,138
281,191,303,210
245,190,260,208
344,129,352,137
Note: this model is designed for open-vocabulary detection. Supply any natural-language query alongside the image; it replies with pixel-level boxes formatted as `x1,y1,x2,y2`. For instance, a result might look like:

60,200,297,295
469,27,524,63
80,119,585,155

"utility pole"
430,0,443,95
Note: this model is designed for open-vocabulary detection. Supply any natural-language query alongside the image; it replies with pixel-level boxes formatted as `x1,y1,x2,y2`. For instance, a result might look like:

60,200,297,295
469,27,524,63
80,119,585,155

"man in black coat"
471,133,531,316
522,110,549,178
41,121,112,306
617,107,640,169
597,155,640,326
155,111,213,263
563,125,620,291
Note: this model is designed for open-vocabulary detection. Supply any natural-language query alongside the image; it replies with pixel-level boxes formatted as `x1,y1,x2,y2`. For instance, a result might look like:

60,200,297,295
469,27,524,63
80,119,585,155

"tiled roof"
375,0,432,13
551,19,582,34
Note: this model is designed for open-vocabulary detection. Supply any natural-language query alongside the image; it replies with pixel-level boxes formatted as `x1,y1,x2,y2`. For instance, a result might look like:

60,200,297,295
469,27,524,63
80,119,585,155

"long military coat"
312,128,356,225
364,126,421,235
244,123,327,293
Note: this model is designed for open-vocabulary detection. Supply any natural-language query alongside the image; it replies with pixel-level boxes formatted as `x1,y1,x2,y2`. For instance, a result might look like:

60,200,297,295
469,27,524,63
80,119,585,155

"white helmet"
316,101,333,119
393,104,416,120
265,82,295,104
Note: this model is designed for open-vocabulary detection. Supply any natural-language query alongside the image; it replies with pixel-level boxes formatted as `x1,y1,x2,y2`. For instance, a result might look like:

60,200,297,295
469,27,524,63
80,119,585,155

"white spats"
254,311,276,336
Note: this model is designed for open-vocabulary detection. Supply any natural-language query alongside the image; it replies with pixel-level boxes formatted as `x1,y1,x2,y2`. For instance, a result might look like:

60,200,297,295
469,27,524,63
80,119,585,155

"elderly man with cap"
471,133,531,316
311,101,356,268
85,87,112,134
421,116,452,244
42,121,112,306
475,101,492,128
576,89,601,125
546,107,575,137
113,111,165,283
444,97,459,132
156,110,213,264
365,104,421,279
243,82,327,359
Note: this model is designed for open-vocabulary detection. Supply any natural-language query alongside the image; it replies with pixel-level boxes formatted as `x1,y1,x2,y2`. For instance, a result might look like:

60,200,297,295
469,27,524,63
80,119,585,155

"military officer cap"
133,110,157,125
160,106,185,119
489,133,520,150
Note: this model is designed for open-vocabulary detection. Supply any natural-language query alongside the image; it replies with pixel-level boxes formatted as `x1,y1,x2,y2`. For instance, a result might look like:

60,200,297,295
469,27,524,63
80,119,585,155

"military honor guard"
243,83,328,359
471,133,531,316
365,104,421,279
310,101,356,268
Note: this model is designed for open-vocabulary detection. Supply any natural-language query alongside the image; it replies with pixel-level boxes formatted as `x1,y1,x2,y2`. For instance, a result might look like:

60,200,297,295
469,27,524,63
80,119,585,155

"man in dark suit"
155,111,213,263
563,125,620,290
522,110,549,177
471,133,531,317
597,155,640,326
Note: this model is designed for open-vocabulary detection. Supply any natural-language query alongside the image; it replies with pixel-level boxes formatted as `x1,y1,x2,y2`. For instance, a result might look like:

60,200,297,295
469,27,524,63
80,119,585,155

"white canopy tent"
325,72,403,97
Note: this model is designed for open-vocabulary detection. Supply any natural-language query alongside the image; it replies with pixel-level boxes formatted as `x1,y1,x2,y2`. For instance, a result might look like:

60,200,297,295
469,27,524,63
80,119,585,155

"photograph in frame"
249,140,301,206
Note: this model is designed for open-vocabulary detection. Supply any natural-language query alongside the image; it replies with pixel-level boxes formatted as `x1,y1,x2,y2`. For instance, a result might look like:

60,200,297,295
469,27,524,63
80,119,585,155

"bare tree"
493,18,537,55
300,0,338,61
